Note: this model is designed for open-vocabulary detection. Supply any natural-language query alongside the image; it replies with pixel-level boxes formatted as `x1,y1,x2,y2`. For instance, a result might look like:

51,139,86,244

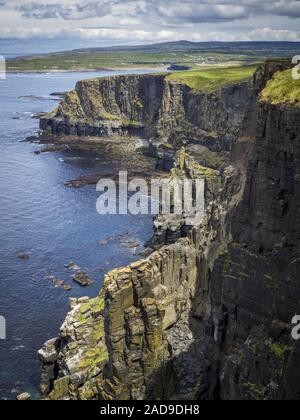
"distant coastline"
6,66,168,74
6,40,299,74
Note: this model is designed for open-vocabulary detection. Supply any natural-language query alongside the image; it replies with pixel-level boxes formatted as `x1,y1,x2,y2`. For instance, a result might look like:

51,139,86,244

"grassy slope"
166,65,258,92
261,69,300,107
7,51,254,72
7,41,299,73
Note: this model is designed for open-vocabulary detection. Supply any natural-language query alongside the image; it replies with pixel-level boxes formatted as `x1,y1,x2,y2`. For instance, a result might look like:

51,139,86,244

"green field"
261,69,300,106
7,51,250,72
167,65,258,92
6,41,298,74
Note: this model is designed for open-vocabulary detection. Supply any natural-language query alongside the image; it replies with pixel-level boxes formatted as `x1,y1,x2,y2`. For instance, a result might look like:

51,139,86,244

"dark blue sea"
0,70,156,399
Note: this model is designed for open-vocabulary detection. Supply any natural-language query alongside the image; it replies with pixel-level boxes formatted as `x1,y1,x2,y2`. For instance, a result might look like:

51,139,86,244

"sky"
1,0,300,54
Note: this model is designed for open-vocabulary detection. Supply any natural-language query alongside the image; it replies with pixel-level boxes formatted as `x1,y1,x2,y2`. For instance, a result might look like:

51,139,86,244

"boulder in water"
72,272,93,287
16,392,31,401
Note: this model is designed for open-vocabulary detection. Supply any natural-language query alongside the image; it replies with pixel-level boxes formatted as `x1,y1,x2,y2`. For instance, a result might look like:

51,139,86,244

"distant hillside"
7,41,300,73
71,40,300,57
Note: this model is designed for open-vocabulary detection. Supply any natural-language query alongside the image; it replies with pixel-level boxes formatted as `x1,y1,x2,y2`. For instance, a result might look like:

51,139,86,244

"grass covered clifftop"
167,65,257,92
6,51,252,73
43,65,254,124
40,66,251,143
261,69,300,107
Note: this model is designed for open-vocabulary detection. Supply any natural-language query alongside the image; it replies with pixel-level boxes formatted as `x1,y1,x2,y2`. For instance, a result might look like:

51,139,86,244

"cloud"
190,27,300,42
117,17,142,26
0,24,299,43
1,0,300,43
17,1,113,20
155,2,249,24
265,0,300,18
0,25,184,42
13,0,300,23
247,27,300,41
152,0,300,24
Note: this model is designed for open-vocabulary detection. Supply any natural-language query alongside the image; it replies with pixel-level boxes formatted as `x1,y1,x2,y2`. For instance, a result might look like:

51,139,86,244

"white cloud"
1,0,300,43
247,27,300,41
117,17,141,26
11,0,300,23
0,24,299,43
0,25,183,42
17,1,113,20
190,27,300,42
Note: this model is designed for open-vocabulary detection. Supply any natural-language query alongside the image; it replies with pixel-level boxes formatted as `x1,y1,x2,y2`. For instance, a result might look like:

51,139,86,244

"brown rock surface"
38,61,300,400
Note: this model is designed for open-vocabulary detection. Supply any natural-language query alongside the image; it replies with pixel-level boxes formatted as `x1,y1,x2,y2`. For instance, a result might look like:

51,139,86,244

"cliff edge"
39,61,300,400
40,70,251,153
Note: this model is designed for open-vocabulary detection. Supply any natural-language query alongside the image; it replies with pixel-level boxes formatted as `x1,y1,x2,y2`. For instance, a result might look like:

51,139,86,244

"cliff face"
212,108,300,400
40,73,250,152
39,61,300,400
191,61,300,400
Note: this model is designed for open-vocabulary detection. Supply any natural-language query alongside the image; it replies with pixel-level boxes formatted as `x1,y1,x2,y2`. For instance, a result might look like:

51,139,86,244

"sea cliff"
40,72,250,152
39,61,300,400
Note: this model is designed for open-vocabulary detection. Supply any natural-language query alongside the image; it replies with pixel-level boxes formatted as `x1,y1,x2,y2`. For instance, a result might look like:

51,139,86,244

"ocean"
0,69,156,399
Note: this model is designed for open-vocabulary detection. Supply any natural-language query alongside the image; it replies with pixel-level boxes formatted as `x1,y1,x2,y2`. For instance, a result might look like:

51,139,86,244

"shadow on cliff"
144,60,300,401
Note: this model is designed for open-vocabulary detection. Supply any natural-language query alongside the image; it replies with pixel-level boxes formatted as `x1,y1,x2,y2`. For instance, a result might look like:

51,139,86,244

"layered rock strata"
40,73,250,153
39,61,300,400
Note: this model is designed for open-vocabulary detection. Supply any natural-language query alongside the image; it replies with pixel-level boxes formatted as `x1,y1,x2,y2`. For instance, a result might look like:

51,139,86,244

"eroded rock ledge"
39,61,300,400
40,72,250,153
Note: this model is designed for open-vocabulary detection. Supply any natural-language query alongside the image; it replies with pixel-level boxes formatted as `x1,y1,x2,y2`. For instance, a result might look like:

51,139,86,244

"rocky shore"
38,60,300,400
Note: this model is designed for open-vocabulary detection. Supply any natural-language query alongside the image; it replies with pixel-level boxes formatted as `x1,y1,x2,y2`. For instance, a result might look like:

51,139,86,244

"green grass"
122,119,143,127
7,51,254,73
261,69,300,107
6,40,298,73
192,163,220,177
265,339,293,360
167,65,258,92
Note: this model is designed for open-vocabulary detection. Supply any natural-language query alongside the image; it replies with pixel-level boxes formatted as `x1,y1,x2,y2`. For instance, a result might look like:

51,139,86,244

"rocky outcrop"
40,73,250,153
39,296,107,400
189,59,300,400
38,214,224,400
39,61,300,400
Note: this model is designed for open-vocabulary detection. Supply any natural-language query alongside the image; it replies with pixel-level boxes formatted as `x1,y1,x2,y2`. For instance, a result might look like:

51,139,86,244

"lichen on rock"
39,295,108,400
39,60,300,401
